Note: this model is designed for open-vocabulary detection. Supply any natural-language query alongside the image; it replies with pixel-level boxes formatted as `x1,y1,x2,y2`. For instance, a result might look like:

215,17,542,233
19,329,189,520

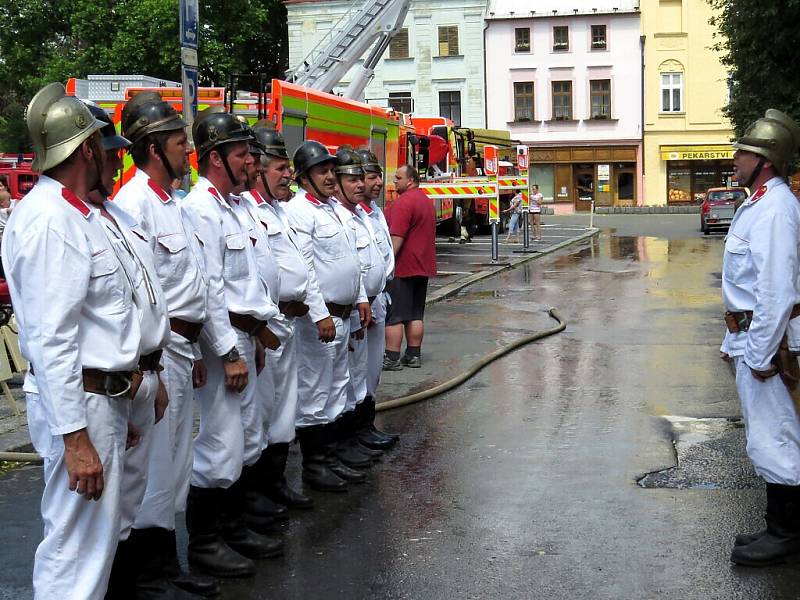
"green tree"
0,0,287,152
708,0,800,136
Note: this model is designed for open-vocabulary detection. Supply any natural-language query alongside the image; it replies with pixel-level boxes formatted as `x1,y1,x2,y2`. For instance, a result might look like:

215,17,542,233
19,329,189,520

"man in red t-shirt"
383,165,437,369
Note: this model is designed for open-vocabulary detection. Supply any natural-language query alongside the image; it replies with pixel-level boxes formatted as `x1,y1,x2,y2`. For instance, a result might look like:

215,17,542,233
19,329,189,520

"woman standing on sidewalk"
530,184,543,241
504,191,522,243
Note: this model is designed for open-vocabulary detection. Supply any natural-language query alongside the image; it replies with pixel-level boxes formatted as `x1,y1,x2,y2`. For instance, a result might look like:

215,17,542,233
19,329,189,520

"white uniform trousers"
27,391,128,600
346,334,368,412
256,344,276,454
192,331,260,488
735,356,800,485
132,340,195,530
118,373,160,540
365,293,387,397
295,314,351,426
265,315,299,444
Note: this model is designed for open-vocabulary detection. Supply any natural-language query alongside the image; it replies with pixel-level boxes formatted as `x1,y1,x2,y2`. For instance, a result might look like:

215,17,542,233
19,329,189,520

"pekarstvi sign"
661,144,735,161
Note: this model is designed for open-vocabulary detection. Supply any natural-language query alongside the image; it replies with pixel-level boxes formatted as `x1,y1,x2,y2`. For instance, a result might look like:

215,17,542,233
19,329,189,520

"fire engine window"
438,26,459,56
389,29,410,59
439,91,461,126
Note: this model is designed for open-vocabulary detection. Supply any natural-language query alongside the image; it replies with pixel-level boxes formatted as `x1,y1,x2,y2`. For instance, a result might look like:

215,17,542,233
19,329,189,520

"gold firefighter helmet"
26,82,106,173
734,109,800,176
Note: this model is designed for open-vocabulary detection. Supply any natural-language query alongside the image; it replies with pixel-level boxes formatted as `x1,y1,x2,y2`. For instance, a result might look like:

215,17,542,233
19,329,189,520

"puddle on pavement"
638,416,760,490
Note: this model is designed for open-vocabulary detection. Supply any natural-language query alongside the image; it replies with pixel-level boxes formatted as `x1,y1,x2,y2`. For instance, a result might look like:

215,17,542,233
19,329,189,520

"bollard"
491,222,500,262
522,208,531,249
590,199,595,229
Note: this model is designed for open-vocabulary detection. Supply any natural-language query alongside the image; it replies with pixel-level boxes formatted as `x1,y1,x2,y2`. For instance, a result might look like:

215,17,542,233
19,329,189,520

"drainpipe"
483,17,489,127
640,34,646,206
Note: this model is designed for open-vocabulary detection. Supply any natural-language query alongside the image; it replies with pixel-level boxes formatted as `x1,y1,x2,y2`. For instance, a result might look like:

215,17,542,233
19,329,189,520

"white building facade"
285,0,487,128
485,0,643,210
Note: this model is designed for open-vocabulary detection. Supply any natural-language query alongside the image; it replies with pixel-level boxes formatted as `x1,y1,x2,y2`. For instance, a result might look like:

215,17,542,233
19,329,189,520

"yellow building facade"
642,0,735,205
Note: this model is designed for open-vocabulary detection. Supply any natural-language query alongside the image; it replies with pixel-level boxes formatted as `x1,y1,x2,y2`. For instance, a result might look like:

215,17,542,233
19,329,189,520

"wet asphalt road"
3,215,800,599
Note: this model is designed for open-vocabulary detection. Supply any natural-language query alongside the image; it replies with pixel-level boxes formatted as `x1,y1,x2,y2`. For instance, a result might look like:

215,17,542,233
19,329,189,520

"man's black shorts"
385,276,428,325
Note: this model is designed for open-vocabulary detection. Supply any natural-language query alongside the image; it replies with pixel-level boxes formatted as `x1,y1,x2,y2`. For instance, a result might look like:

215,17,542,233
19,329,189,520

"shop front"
529,145,640,211
661,144,736,203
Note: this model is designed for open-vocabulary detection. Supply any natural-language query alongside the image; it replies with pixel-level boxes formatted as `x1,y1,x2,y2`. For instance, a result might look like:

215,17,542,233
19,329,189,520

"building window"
590,79,611,119
552,81,572,120
553,26,569,51
388,91,413,114
389,28,410,59
591,25,607,49
661,72,683,112
439,90,461,124
515,28,531,52
438,26,459,56
513,82,535,121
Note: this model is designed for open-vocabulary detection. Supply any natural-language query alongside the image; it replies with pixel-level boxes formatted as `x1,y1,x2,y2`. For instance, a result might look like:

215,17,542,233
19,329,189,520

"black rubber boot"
128,528,204,599
105,537,134,599
355,396,399,449
241,461,289,520
185,485,255,578
298,424,348,492
323,421,366,483
735,529,766,547
220,479,284,559
163,528,220,598
334,411,375,468
731,483,800,566
264,442,314,509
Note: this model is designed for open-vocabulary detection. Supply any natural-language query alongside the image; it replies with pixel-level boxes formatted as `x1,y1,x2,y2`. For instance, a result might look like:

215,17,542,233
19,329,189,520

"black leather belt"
138,350,163,373
170,317,203,343
725,304,800,333
279,300,309,318
228,311,267,336
325,302,353,319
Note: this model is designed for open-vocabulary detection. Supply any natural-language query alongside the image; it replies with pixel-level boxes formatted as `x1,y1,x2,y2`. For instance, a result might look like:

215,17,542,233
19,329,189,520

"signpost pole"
513,145,537,255
179,0,199,191
485,145,500,263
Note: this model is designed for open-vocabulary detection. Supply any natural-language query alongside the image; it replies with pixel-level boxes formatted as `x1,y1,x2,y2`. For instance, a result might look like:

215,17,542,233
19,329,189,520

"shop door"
614,167,636,207
554,164,572,204
574,164,594,212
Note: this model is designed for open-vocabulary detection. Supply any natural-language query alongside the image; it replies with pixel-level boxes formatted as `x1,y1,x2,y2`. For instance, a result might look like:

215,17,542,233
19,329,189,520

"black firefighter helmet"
293,140,336,179
192,108,254,162
334,146,365,177
252,124,289,160
84,102,131,151
355,148,382,175
121,91,186,147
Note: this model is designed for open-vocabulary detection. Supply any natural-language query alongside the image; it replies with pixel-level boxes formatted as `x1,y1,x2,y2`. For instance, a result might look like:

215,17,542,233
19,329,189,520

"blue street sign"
182,66,198,120
180,0,199,50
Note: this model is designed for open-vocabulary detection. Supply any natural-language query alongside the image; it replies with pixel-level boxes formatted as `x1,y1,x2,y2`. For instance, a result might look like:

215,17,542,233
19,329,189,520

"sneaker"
401,354,421,368
382,355,403,371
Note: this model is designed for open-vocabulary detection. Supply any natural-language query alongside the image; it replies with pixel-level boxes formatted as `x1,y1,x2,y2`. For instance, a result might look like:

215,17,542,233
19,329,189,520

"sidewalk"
0,227,598,454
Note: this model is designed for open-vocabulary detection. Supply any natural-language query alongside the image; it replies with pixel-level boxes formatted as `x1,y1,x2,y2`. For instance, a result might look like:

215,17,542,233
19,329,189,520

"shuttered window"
389,28,410,59
438,26,459,56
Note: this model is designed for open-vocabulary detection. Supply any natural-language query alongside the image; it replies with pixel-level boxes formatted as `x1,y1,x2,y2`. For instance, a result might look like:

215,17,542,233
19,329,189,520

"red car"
700,187,748,235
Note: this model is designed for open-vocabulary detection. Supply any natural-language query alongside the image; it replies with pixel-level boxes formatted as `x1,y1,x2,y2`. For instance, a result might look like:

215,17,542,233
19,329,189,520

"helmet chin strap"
742,156,766,189
90,137,110,198
259,171,276,200
153,142,178,182
305,172,329,200
218,146,240,188
336,174,353,205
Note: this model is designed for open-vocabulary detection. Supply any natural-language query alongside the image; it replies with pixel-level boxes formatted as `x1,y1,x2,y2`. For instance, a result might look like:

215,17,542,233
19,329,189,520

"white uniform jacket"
100,201,170,357
361,200,395,282
337,200,386,298
181,178,278,354
721,177,800,371
284,188,366,322
242,190,309,303
113,170,208,351
236,191,282,306
1,176,143,435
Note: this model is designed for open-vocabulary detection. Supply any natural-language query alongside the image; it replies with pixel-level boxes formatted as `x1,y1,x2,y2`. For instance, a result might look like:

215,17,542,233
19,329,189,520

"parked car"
700,187,748,235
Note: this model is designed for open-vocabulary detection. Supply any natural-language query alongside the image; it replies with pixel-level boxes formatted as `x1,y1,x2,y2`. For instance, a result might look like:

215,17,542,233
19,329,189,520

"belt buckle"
736,313,750,332
105,374,132,398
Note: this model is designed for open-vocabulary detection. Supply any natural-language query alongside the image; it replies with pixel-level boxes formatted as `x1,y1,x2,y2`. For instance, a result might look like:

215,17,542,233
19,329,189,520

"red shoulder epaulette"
147,179,171,203
208,187,223,202
61,187,90,218
305,192,322,206
750,184,768,204
250,189,267,205
358,201,373,215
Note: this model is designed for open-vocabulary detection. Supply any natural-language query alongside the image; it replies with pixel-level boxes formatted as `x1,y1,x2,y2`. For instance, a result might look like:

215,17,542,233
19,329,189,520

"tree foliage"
708,0,800,136
0,0,288,151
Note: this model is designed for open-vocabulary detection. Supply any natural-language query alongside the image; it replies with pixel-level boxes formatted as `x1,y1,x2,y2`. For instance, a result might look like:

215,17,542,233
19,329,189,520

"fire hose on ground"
377,308,565,411
0,309,565,464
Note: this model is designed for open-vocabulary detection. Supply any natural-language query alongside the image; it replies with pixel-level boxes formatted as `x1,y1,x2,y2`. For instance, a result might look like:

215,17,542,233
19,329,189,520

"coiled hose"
0,309,565,464
377,308,565,411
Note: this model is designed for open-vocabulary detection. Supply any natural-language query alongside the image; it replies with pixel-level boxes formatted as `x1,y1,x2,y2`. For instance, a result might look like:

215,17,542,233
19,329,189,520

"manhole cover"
638,416,761,490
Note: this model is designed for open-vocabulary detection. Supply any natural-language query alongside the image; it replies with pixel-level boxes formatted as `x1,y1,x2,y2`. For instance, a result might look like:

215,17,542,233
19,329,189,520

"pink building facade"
485,0,643,211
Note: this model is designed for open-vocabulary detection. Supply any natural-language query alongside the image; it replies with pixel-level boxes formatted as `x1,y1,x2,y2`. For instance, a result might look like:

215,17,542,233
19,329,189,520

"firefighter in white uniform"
180,109,282,578
329,148,387,469
719,109,800,566
113,93,219,598
240,125,314,510
4,83,145,600
284,141,372,492
353,148,400,449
